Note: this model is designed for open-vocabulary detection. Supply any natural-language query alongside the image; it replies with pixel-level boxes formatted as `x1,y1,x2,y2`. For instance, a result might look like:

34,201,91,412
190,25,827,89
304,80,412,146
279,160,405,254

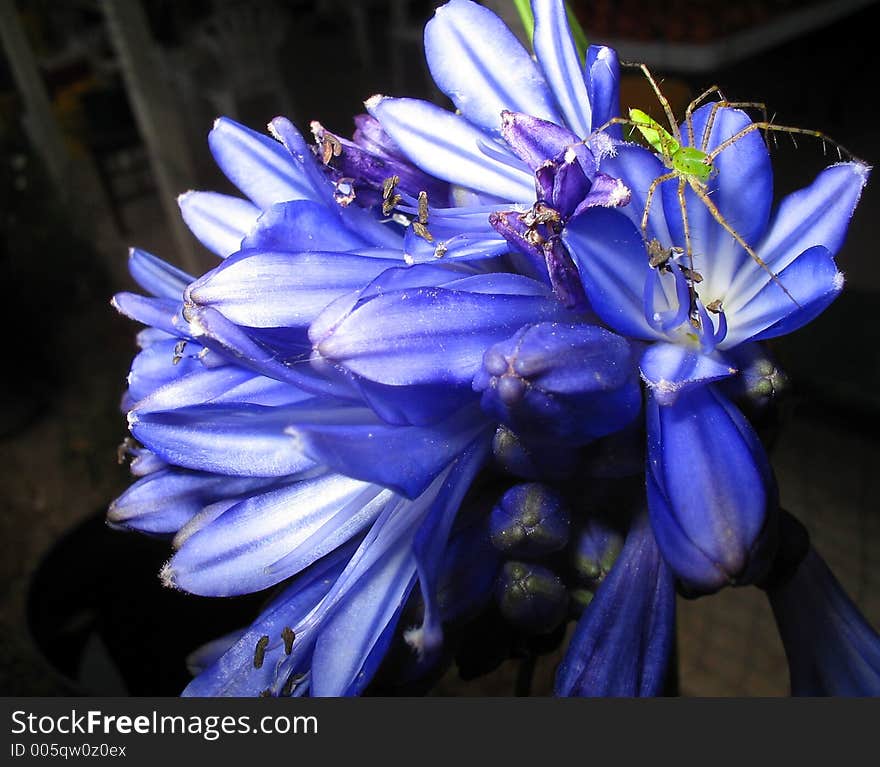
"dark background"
1,0,878,697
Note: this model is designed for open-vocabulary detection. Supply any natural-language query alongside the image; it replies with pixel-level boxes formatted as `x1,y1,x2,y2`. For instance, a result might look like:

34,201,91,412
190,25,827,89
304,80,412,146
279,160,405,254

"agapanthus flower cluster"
110,0,879,696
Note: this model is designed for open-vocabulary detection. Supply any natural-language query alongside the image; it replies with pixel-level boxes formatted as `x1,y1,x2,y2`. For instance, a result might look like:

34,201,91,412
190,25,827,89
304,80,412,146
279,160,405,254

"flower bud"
474,322,641,446
491,424,579,480
495,561,568,635
571,515,625,590
489,483,570,557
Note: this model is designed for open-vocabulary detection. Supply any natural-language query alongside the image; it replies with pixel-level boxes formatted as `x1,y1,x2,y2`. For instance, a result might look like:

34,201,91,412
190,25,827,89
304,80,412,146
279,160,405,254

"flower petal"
209,117,315,209
166,474,388,596
129,403,317,477
564,208,659,339
178,191,261,258
187,249,399,328
646,385,777,594
639,342,737,405
286,404,490,499
314,279,568,387
723,245,843,347
586,45,620,133
107,469,278,534
182,543,354,696
240,200,371,252
532,0,591,136
366,96,534,201
128,248,192,299
425,0,561,132
555,514,675,697
728,161,869,300
767,520,880,696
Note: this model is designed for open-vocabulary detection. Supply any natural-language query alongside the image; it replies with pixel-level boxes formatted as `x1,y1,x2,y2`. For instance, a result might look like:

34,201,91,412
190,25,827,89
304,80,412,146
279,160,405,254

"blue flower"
565,107,868,593
109,7,643,694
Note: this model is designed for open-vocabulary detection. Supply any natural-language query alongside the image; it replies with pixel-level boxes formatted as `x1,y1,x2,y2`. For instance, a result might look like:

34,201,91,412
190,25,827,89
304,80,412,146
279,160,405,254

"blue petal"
425,0,562,132
182,543,354,696
107,469,278,534
586,45,620,132
598,144,673,243
646,385,777,594
532,0,591,136
166,474,389,596
366,96,534,200
729,161,869,298
186,249,399,328
409,437,491,655
125,339,206,406
209,117,315,209
723,245,843,347
639,342,737,405
310,540,415,696
555,514,675,696
128,248,193,299
286,403,491,499
129,403,317,477
768,542,880,696
111,293,185,337
240,200,371,252
132,365,311,414
183,304,355,399
663,105,772,290
314,279,569,386
564,208,659,339
178,191,260,258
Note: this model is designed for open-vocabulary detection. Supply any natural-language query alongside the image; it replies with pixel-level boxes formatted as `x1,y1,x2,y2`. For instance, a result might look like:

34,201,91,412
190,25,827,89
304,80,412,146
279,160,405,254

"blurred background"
1,0,878,697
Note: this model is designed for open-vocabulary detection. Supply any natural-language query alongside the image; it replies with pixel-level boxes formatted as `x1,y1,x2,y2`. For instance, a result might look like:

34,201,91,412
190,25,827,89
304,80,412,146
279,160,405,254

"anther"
172,339,187,365
417,190,429,225
253,635,270,669
705,298,723,313
412,221,433,242
281,627,296,655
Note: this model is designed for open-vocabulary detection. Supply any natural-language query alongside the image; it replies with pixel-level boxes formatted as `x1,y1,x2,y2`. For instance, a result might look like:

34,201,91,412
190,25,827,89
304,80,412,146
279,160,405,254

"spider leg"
688,178,800,307
705,121,861,164
677,175,695,274
700,101,769,152
621,60,681,144
685,85,726,146
584,116,640,144
641,171,678,246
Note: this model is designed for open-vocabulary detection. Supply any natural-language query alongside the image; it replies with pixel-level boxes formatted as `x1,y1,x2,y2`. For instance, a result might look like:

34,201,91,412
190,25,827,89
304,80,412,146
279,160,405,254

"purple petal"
240,200,371,252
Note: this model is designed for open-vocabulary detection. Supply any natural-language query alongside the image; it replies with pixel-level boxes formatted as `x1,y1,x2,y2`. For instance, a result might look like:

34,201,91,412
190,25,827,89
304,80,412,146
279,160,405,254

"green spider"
591,63,859,307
